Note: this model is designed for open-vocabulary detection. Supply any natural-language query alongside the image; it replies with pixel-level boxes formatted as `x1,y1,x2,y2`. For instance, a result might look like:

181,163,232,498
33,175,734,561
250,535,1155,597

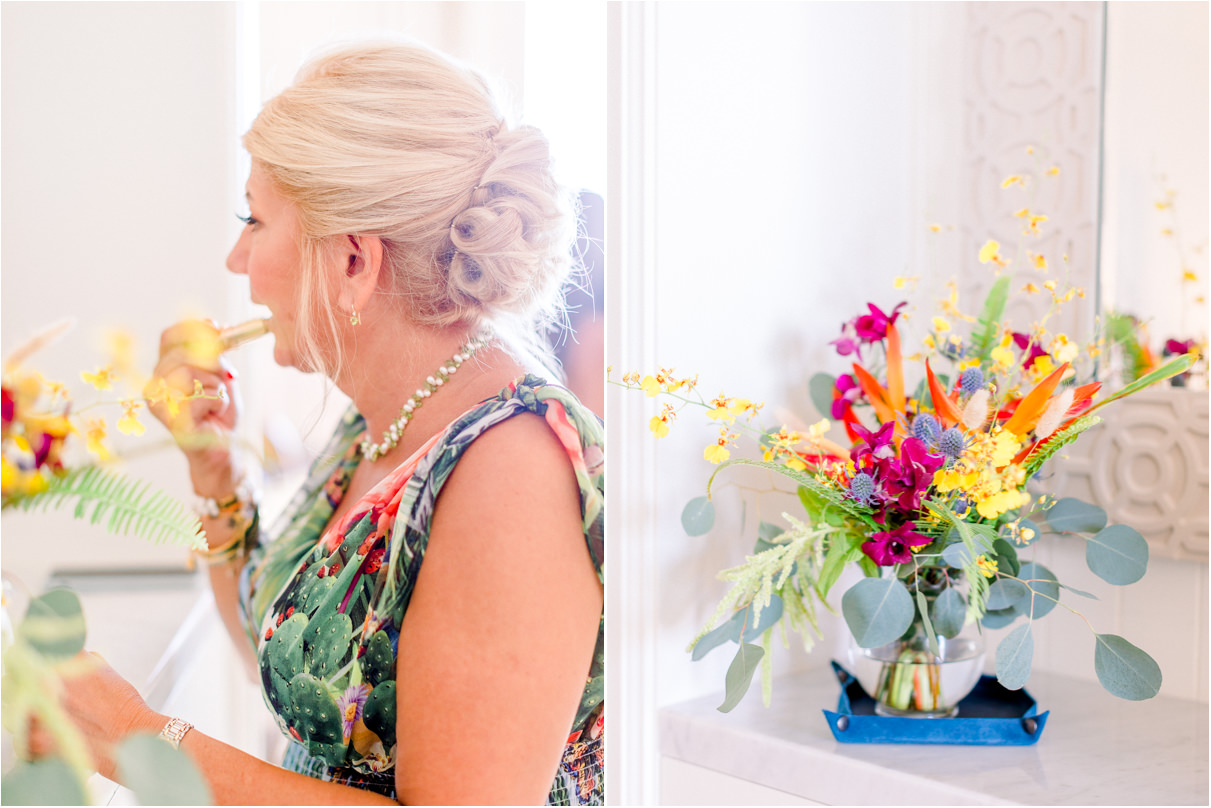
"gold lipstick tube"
218,318,269,352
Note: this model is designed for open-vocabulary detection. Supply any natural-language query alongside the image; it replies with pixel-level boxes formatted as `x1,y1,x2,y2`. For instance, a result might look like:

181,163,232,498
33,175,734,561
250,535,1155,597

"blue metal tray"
822,661,1049,745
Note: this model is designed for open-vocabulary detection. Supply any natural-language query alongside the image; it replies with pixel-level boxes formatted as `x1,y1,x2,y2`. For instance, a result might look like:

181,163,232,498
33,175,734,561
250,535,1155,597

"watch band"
159,716,194,750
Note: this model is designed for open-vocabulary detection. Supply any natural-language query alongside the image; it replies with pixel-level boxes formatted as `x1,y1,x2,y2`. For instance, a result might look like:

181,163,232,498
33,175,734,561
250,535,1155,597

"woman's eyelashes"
236,212,259,227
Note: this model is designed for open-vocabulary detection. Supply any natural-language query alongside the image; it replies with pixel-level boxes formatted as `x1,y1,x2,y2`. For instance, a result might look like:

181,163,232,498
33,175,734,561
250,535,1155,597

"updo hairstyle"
242,40,576,375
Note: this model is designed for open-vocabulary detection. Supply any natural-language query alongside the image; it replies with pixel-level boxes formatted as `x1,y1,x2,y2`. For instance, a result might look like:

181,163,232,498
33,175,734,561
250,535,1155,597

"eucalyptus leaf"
738,594,785,643
18,588,86,662
690,617,742,661
0,759,89,805
915,589,940,657
1044,497,1107,534
1094,634,1162,700
995,622,1035,690
117,733,214,805
1019,562,1060,618
681,496,716,536
1086,524,1149,585
808,372,838,419
718,642,764,713
932,586,967,638
985,579,1031,612
980,606,1020,630
991,538,1021,577
753,537,777,555
941,542,975,568
841,577,914,648
1058,582,1099,600
757,521,784,542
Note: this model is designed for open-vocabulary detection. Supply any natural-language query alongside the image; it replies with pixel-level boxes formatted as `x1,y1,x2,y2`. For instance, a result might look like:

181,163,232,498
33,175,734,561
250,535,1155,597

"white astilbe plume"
962,389,991,431
1035,388,1075,439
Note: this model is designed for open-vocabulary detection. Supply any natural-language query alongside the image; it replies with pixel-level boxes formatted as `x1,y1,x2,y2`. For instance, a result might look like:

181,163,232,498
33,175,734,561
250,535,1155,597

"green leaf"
808,372,837,419
932,586,966,638
941,542,977,567
16,466,205,549
681,496,716,536
117,733,214,805
995,622,1034,690
1085,353,1198,417
991,538,1021,577
1019,562,1060,618
981,606,1021,630
816,533,864,600
915,588,940,657
690,618,741,661
717,643,764,713
1094,634,1162,700
1086,524,1149,585
1044,497,1107,534
841,577,914,648
739,593,784,643
0,759,89,805
986,579,1031,612
19,588,86,662
1059,582,1099,600
970,275,1012,363
757,521,784,542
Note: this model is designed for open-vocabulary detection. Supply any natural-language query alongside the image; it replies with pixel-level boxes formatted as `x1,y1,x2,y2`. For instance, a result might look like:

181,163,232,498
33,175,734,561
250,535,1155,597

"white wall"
1102,1,1209,346
1,1,237,586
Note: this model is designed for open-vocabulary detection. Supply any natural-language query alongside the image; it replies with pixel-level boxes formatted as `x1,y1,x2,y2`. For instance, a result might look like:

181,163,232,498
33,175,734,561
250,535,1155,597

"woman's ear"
339,234,385,316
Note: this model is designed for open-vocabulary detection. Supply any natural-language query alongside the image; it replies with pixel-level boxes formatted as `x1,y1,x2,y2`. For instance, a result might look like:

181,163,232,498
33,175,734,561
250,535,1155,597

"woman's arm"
394,412,603,805
33,652,397,805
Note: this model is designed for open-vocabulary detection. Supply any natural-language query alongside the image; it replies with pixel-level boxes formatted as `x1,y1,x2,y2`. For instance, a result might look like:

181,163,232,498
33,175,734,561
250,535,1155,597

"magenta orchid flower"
831,374,862,419
861,520,933,566
850,421,896,469
853,302,907,342
1165,338,1196,356
882,437,946,511
1012,331,1049,370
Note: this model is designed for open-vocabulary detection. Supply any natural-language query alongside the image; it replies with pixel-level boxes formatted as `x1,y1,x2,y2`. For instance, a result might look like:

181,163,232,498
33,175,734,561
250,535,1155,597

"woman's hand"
145,319,243,498
27,652,165,782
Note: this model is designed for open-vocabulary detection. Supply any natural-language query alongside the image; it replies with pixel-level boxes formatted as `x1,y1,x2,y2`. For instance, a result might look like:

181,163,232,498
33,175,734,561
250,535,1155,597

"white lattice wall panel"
960,2,1104,341
1042,389,1209,561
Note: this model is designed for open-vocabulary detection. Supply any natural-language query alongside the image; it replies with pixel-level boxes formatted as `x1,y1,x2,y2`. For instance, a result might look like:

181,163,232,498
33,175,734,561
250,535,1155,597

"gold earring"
350,309,361,326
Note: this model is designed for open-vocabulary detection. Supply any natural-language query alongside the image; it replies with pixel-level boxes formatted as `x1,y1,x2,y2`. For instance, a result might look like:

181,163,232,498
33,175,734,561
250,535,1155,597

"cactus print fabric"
238,375,604,804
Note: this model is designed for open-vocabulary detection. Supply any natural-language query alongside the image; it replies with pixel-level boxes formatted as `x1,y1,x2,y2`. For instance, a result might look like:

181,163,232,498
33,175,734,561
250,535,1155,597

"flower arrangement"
621,259,1196,716
1,320,213,803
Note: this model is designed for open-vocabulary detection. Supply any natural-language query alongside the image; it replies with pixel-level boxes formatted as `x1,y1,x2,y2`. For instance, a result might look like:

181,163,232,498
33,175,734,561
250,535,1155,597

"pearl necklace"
359,334,490,462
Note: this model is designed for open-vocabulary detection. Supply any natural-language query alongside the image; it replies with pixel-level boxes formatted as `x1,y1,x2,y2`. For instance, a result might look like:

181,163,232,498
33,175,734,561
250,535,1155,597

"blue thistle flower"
937,426,968,460
940,336,966,361
959,367,985,395
911,413,941,445
848,472,876,506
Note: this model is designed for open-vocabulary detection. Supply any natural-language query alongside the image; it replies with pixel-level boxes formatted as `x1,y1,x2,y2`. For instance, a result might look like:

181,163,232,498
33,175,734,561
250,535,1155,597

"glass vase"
846,579,985,718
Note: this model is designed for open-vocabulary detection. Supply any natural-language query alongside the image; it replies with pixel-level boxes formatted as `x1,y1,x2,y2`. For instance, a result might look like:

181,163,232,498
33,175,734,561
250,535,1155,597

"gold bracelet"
193,483,260,565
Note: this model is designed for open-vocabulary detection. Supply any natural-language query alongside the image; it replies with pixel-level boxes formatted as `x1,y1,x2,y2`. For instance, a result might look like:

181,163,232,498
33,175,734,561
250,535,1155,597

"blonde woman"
31,41,604,805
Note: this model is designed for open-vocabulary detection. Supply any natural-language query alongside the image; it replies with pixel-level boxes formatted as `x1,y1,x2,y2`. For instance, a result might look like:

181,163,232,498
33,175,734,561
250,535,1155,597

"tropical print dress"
238,375,605,804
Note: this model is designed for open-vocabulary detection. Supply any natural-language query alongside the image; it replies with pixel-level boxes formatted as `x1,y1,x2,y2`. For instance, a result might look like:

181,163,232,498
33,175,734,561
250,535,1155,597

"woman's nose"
226,229,249,275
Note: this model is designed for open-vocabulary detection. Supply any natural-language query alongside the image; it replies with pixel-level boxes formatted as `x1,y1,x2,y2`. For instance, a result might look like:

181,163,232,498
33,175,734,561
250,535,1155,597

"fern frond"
15,466,205,550
970,276,1011,364
1023,415,1102,478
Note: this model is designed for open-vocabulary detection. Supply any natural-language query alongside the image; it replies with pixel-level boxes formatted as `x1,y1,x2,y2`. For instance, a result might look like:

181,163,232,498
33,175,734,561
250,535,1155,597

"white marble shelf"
659,664,1209,805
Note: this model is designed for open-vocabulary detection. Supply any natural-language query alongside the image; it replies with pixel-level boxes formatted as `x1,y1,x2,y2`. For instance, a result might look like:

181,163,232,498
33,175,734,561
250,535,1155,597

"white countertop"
659,663,1209,805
